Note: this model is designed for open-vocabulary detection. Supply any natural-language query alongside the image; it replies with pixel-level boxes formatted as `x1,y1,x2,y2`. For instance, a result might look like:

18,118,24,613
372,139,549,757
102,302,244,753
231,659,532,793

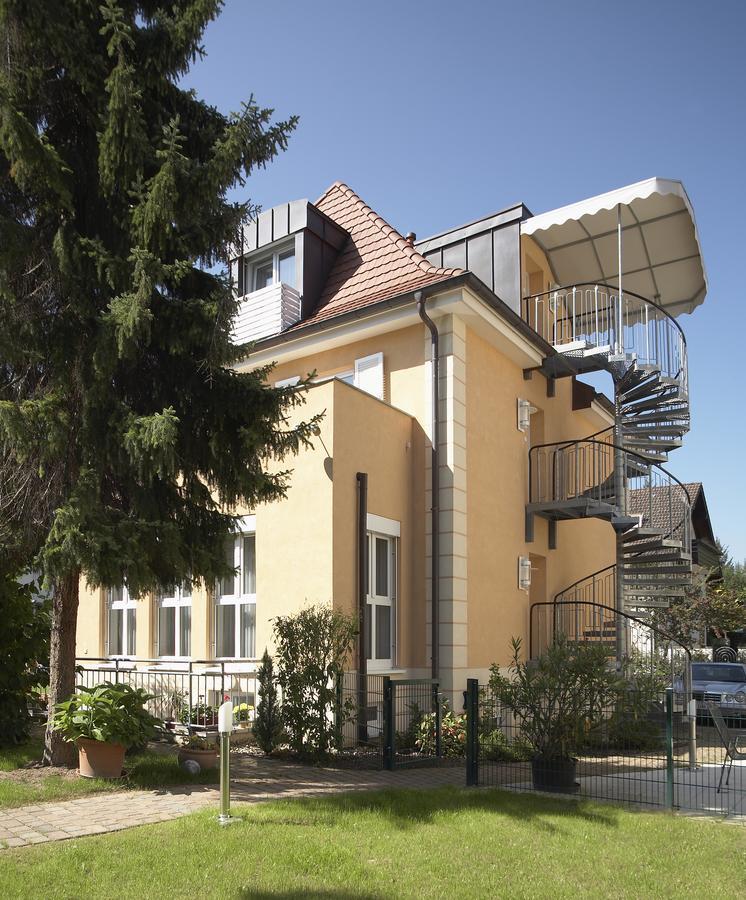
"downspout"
415,291,439,682
356,472,368,742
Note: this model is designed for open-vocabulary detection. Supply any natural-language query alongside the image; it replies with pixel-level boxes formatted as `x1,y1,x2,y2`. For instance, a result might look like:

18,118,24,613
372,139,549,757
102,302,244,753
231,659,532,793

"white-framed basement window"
365,514,399,671
215,517,256,659
245,243,296,293
157,580,192,659
106,585,136,657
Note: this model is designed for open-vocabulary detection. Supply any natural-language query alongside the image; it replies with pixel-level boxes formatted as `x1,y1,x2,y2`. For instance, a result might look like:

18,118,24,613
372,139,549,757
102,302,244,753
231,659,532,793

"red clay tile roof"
294,182,463,327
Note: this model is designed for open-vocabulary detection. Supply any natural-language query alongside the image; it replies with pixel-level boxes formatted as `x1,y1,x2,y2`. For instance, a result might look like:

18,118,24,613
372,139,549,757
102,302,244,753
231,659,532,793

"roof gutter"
247,271,556,360
415,290,439,682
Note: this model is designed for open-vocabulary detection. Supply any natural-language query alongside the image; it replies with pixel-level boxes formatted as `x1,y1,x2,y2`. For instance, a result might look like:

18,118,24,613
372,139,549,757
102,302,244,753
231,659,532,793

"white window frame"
275,375,301,388
106,585,137,658
215,516,257,660
312,353,383,397
354,352,384,399
156,581,192,660
244,242,296,295
365,514,399,671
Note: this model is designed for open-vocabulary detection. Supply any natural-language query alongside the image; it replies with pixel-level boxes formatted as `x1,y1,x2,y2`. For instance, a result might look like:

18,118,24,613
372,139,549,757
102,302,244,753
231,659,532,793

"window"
314,353,383,398
215,526,256,658
246,244,296,294
157,580,192,658
354,353,384,399
366,526,397,670
107,585,136,657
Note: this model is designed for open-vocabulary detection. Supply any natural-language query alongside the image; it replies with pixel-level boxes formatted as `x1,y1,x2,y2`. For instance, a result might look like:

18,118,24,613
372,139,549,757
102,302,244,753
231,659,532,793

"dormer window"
246,244,296,295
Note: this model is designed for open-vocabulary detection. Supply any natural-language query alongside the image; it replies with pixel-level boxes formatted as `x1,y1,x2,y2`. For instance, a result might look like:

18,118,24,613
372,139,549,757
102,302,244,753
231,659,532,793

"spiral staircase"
523,284,693,656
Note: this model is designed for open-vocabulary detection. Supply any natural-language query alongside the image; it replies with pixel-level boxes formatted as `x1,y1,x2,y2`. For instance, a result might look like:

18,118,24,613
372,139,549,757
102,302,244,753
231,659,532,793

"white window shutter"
354,353,384,400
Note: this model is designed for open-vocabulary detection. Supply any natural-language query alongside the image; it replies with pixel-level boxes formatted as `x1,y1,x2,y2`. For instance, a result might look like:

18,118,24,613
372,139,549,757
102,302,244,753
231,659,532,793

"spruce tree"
253,649,283,755
0,1,315,764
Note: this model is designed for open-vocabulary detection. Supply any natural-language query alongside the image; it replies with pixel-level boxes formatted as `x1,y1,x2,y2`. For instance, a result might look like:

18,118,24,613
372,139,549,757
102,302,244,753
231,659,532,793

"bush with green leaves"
253,649,284,755
489,636,629,761
0,570,50,746
53,683,161,748
415,699,466,758
273,605,357,760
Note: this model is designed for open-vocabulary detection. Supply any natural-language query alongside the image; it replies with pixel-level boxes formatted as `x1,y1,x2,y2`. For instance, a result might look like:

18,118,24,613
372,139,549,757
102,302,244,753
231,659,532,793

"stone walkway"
0,756,465,850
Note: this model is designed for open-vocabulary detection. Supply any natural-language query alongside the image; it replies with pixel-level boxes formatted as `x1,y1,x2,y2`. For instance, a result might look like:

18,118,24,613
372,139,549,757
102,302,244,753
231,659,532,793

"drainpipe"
415,291,439,682
356,472,368,742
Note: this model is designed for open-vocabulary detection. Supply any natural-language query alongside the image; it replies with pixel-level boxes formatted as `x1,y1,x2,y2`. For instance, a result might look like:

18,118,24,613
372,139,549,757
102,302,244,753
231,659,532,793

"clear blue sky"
182,0,746,560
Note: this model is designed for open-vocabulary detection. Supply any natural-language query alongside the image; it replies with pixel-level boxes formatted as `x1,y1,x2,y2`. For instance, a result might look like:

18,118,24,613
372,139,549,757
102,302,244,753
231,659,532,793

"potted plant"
233,702,253,728
177,734,219,770
52,682,161,779
489,637,628,793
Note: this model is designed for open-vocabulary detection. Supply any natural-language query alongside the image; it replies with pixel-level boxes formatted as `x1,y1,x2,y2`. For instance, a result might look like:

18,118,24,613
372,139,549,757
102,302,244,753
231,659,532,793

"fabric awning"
521,178,707,316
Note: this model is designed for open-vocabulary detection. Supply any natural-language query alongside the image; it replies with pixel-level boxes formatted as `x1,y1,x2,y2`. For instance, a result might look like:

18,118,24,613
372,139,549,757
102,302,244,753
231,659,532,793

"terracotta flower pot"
77,737,127,779
177,747,219,770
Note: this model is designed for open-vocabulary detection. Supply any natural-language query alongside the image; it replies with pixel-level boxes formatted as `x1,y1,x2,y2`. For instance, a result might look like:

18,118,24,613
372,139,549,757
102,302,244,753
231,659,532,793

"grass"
1,787,744,899
0,739,217,809
0,740,44,773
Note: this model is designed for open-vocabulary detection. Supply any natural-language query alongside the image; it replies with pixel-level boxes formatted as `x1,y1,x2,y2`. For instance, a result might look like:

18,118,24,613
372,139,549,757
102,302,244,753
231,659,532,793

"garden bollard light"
217,698,233,825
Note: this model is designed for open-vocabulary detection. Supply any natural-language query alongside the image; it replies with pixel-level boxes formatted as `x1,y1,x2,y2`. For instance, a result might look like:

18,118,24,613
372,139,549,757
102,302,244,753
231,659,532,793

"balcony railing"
232,281,301,344
529,436,692,549
523,282,688,396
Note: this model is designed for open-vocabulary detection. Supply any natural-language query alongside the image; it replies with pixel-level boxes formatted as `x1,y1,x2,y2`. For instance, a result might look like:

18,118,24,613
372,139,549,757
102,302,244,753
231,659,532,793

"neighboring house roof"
681,482,717,545
296,181,462,327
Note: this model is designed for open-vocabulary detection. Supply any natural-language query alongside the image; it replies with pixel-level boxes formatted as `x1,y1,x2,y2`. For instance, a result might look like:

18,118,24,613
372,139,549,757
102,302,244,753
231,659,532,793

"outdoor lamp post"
217,698,233,825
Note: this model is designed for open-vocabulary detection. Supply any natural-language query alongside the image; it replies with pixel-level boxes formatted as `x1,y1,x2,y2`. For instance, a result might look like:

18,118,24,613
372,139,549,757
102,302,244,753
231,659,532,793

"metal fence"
334,674,443,770
75,658,258,733
465,680,745,818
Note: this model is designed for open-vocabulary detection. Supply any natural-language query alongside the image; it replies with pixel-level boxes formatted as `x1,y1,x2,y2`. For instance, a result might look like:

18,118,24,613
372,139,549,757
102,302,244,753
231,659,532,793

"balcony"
523,283,688,395
232,282,301,344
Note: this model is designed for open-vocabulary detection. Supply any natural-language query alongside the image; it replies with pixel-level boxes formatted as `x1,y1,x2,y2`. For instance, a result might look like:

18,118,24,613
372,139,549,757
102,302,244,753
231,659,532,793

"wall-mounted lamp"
517,398,538,432
518,555,532,591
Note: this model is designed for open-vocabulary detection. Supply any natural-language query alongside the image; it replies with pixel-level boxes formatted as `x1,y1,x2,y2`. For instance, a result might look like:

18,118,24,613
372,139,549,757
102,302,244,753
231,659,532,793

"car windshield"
692,664,745,683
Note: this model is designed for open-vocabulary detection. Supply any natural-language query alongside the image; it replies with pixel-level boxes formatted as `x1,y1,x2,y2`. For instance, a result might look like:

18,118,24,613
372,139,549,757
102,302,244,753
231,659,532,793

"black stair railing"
529,436,692,550
523,282,688,396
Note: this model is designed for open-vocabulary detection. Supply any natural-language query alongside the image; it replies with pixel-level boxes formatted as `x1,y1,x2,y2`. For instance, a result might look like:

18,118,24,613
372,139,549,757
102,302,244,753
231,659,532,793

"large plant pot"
531,755,578,793
77,737,126,779
177,747,219,771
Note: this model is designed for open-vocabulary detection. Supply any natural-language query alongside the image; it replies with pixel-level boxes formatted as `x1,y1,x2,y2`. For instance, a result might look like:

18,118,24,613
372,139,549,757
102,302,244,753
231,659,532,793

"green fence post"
383,677,394,771
433,682,442,759
665,689,674,810
466,679,479,787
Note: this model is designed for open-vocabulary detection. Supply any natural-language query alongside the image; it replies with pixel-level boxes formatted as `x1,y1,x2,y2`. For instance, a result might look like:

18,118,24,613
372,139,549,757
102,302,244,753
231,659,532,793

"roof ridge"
315,181,462,279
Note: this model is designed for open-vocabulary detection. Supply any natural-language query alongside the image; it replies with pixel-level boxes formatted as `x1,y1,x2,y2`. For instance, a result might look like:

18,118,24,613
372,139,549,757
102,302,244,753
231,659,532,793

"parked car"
685,662,746,724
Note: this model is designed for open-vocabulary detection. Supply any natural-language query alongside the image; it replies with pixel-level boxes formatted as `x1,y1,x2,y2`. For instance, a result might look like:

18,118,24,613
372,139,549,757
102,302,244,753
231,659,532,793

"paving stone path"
0,756,465,850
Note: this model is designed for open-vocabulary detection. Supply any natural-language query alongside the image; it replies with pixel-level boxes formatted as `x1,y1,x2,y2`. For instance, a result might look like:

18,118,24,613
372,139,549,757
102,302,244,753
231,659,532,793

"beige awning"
521,178,707,316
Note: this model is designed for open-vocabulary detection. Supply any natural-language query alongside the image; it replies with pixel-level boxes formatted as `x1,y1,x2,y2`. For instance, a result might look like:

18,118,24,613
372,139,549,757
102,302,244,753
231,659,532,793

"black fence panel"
465,680,746,818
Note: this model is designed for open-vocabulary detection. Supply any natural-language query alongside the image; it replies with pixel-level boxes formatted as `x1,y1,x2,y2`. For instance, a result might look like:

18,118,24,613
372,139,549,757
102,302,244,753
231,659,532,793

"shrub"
53,683,161,748
489,636,629,761
481,728,533,762
0,569,50,746
253,649,283,755
415,700,467,758
273,605,357,761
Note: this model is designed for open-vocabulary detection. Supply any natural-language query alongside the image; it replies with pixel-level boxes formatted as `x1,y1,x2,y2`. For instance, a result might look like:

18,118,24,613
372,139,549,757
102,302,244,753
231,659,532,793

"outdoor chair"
706,701,746,793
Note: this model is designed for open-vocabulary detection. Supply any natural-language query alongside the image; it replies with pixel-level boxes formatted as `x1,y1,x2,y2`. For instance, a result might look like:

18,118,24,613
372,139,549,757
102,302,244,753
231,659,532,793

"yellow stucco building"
76,177,706,708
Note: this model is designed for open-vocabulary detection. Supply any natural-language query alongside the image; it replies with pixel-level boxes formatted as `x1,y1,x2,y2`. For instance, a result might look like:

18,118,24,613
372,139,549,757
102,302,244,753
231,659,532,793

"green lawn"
0,739,217,809
1,787,744,899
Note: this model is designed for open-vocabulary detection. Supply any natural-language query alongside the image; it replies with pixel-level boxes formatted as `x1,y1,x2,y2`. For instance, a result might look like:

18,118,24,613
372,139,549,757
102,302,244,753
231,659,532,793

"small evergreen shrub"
253,649,283,755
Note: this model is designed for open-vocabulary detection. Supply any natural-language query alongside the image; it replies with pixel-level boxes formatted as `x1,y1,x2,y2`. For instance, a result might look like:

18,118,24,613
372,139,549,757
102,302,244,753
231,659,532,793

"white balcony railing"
523,283,688,397
232,282,301,344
